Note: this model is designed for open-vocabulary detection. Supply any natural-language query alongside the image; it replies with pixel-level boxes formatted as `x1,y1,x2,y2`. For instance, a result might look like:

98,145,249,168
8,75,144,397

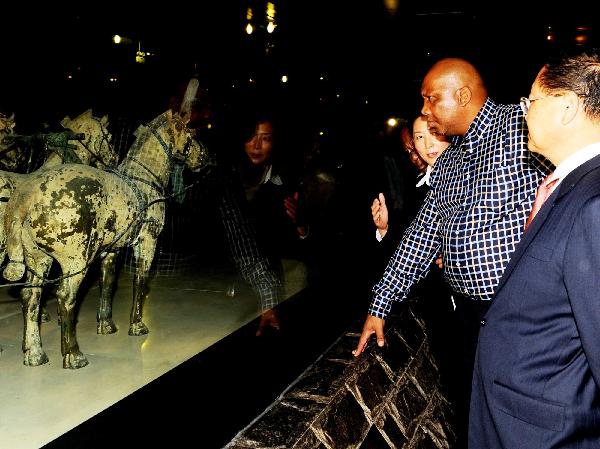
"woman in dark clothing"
217,112,304,335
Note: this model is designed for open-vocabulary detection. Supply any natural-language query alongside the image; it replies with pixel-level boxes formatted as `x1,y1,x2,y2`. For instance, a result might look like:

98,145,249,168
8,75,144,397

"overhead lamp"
266,2,276,33
245,7,254,34
112,34,133,45
136,42,145,64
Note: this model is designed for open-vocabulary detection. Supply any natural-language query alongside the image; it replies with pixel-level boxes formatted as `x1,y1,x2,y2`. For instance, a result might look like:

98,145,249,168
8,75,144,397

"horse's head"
0,112,16,138
61,109,118,169
166,109,211,173
0,113,24,171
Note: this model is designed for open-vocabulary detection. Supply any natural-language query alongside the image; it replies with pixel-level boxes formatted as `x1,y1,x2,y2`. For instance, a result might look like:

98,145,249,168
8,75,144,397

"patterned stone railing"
225,302,455,448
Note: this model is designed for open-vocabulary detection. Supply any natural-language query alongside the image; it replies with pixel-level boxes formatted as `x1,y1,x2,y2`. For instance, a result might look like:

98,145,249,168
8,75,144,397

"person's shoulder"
493,102,523,121
476,99,524,136
577,194,600,229
490,102,526,136
577,159,600,192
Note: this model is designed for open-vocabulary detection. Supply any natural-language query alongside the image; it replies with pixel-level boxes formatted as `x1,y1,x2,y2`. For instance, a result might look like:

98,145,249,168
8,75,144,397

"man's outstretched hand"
352,315,385,357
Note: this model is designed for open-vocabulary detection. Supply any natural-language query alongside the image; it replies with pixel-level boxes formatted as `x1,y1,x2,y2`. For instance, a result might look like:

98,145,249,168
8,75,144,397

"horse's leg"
40,305,51,323
39,272,55,323
21,257,52,366
3,215,26,281
129,240,156,336
97,252,118,334
55,270,89,369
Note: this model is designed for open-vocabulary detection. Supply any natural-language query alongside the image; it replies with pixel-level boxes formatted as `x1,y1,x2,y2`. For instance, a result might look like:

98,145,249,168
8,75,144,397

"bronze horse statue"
0,109,117,265
2,109,209,368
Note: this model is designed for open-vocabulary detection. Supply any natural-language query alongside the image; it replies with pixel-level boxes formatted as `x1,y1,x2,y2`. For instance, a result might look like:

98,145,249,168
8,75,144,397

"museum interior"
0,2,596,448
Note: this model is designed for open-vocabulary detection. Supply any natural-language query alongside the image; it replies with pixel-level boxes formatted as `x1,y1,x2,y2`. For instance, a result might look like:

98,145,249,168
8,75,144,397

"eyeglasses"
519,96,547,115
520,93,588,115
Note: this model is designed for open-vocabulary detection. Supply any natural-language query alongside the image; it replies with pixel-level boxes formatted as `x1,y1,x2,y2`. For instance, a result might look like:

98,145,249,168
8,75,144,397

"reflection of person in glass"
219,113,302,336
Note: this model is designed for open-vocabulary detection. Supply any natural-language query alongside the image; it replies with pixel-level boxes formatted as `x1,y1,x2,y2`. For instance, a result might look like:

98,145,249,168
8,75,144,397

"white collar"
260,165,283,186
416,165,432,187
553,141,600,184
261,165,272,184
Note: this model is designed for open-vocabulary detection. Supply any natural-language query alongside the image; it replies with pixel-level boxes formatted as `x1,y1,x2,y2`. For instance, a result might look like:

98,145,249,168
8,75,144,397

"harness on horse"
74,117,115,168
103,116,190,249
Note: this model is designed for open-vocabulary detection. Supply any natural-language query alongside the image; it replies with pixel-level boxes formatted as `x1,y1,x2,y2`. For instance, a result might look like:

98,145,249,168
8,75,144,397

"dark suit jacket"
469,152,600,449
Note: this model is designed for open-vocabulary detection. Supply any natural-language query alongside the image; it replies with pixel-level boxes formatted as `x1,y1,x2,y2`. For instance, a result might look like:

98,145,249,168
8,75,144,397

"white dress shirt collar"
553,141,600,185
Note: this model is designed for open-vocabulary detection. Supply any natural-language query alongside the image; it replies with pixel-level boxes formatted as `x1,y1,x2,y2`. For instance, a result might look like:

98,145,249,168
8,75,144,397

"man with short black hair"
470,52,600,449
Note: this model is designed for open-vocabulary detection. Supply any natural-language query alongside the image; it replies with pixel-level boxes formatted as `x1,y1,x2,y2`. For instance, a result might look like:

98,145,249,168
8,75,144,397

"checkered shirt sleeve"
370,188,442,317
219,181,283,311
369,99,552,319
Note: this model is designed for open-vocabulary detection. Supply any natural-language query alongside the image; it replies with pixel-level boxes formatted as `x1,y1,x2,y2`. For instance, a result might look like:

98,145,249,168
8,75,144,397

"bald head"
421,58,488,136
428,59,487,98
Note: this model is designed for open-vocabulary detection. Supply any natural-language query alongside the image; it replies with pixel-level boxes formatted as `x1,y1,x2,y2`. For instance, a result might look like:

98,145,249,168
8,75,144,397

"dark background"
1,2,597,131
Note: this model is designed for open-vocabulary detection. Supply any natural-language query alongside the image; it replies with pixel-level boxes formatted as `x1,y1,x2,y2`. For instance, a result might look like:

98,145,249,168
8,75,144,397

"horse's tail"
0,179,17,275
0,202,7,271
3,216,26,281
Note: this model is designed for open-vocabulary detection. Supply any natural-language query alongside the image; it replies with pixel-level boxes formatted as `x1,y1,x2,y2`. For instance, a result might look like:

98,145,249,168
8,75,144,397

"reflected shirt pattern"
219,175,283,311
369,99,553,318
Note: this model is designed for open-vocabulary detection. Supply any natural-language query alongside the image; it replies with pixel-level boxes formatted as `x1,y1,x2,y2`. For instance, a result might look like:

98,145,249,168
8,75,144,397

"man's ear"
456,86,472,107
561,91,579,125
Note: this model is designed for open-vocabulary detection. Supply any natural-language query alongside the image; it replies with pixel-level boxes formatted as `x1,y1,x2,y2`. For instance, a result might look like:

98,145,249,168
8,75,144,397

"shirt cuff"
368,298,392,319
258,288,280,311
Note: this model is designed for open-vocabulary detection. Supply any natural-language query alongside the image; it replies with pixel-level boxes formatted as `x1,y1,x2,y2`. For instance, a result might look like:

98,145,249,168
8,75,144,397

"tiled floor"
0,259,308,449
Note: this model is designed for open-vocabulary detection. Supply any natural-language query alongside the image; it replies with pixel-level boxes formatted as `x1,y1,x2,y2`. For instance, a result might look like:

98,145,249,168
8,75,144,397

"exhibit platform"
0,257,338,449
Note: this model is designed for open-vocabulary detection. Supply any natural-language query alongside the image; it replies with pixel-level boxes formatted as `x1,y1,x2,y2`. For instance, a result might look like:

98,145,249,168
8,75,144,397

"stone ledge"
226,301,455,448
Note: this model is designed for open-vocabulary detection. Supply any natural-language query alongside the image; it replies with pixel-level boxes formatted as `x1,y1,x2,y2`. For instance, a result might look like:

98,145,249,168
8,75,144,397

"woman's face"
244,121,274,166
412,116,450,166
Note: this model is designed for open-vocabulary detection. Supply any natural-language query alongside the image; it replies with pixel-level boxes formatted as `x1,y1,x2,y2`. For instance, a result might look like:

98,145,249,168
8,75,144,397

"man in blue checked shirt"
352,57,552,447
